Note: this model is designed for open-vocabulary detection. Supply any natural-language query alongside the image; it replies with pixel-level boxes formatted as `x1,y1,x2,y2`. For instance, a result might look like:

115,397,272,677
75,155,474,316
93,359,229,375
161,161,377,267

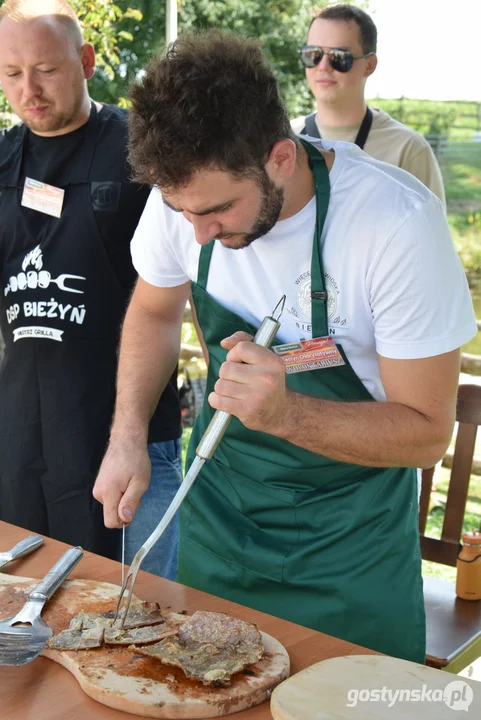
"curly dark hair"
128,29,297,191
311,4,377,55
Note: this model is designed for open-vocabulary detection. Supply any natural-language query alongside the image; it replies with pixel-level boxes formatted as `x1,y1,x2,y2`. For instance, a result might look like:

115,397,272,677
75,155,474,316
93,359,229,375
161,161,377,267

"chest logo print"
3,245,88,341
295,274,337,321
4,245,85,297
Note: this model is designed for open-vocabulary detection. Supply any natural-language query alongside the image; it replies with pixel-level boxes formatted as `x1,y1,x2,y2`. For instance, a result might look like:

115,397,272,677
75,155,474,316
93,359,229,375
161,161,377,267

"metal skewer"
114,295,286,626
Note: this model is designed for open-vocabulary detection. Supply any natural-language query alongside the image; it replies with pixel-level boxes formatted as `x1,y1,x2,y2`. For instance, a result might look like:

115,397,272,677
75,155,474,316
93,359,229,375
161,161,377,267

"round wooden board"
0,573,290,718
270,655,481,720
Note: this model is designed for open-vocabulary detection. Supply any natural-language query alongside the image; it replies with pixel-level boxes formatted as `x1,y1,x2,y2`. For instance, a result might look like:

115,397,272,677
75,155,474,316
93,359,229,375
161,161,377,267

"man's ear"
365,53,378,78
266,139,298,182
81,43,96,80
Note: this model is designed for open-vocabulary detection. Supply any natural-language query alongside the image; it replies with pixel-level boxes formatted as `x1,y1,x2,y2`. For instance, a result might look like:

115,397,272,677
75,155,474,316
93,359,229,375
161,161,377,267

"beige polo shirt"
291,108,446,208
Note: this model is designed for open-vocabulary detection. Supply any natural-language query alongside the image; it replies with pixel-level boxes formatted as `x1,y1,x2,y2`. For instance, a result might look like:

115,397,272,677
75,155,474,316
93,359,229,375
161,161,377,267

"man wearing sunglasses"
292,4,445,205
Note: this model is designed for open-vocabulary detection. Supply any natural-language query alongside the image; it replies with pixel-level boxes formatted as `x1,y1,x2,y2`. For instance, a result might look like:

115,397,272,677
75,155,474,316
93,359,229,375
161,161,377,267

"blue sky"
365,0,479,101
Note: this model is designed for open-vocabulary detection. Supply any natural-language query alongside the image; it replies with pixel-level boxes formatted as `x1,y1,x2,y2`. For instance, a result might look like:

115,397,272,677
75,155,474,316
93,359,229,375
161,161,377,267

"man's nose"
187,214,220,245
317,51,333,72
22,71,42,100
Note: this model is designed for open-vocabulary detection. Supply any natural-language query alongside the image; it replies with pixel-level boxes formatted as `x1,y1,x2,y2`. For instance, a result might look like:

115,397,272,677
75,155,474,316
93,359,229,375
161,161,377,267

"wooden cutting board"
0,573,289,719
270,654,481,719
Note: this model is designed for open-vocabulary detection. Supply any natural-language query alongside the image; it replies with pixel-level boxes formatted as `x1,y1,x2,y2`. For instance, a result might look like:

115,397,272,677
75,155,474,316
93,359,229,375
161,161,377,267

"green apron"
178,139,426,663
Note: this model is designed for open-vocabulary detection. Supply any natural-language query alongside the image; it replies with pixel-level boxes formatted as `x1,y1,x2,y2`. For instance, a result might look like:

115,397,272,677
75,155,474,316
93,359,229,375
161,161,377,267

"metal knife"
0,535,44,571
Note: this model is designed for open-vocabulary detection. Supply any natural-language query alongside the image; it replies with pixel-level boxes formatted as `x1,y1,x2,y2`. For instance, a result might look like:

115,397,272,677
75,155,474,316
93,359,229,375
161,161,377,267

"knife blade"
0,535,44,570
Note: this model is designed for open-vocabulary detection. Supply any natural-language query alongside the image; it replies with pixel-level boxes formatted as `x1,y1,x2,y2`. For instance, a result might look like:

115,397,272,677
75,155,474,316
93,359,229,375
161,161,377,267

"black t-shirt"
5,104,181,443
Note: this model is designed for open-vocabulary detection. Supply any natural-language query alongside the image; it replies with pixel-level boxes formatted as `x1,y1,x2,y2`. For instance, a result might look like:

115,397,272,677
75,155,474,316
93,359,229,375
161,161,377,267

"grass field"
441,146,481,353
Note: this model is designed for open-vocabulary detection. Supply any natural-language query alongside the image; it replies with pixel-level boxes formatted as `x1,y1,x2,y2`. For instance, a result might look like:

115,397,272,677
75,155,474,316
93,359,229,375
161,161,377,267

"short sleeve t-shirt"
291,109,446,208
131,139,476,403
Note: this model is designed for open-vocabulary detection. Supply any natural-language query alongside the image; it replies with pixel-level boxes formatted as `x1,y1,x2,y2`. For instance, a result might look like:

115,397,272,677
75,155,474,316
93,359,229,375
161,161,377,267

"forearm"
111,303,181,443
274,392,452,469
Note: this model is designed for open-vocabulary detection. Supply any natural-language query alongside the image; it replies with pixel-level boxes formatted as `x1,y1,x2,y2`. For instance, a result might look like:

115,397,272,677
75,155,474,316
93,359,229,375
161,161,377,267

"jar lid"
462,530,481,545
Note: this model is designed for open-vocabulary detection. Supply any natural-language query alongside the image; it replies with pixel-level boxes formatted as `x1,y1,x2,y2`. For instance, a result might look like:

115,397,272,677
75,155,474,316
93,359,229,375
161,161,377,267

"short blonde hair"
0,0,84,48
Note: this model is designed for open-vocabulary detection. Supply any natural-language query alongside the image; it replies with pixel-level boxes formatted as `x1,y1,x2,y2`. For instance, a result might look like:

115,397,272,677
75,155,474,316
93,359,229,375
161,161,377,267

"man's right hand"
93,440,151,528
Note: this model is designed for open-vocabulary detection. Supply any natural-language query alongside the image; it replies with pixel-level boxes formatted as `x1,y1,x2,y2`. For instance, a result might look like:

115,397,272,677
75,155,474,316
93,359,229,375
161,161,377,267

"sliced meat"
48,624,104,651
119,602,165,630
179,611,262,651
69,611,112,631
104,624,179,646
49,601,167,651
68,602,165,632
131,611,263,686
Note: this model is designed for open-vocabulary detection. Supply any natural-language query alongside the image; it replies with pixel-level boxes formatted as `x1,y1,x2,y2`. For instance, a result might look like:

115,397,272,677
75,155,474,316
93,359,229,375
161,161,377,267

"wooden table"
424,575,481,673
0,521,376,720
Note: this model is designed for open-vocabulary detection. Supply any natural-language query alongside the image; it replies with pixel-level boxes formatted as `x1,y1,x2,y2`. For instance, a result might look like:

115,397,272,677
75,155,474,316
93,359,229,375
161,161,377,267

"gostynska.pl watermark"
347,680,473,712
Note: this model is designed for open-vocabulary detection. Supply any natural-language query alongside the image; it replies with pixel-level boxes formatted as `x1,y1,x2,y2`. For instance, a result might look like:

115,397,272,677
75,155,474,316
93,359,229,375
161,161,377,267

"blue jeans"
120,439,182,580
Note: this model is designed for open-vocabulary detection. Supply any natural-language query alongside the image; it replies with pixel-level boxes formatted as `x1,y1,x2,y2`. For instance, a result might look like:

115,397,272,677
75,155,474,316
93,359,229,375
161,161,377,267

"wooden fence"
425,136,481,162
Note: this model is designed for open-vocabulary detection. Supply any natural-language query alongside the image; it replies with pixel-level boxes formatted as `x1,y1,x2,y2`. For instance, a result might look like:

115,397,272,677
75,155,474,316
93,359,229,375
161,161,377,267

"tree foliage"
114,0,318,118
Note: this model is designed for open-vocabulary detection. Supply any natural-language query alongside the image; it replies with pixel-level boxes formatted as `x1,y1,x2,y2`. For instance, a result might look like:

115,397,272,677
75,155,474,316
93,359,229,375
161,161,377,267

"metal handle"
196,295,285,460
5,535,44,562
29,547,83,602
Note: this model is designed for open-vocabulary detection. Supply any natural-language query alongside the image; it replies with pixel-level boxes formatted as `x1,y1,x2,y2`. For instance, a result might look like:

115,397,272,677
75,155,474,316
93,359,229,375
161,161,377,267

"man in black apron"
292,4,446,206
0,2,181,571
94,30,477,661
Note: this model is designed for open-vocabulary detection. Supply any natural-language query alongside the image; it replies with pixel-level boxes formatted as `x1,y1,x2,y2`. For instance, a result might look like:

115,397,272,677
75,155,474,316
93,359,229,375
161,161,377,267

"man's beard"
22,92,85,135
217,170,284,249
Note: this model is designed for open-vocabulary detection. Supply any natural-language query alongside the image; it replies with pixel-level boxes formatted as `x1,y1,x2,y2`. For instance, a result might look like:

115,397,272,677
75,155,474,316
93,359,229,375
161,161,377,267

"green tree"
115,0,318,118
115,0,369,118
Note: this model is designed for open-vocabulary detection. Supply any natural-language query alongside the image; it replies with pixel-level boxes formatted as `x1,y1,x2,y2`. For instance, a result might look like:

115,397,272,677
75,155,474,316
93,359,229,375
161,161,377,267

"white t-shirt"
131,139,477,402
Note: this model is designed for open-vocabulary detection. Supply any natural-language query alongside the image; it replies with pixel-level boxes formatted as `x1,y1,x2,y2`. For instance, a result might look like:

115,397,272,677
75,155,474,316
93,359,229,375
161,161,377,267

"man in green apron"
94,30,477,663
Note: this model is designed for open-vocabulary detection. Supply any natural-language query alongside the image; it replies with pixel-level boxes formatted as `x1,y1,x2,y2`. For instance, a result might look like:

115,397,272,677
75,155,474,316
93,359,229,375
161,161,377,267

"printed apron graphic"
4,245,87,341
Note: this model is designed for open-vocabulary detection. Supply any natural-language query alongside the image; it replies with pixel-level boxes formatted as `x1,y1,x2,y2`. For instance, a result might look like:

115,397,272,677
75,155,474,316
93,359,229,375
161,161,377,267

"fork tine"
113,571,132,622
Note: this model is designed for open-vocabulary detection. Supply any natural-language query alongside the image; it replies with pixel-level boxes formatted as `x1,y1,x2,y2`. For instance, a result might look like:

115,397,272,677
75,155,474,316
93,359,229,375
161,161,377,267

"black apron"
0,104,127,557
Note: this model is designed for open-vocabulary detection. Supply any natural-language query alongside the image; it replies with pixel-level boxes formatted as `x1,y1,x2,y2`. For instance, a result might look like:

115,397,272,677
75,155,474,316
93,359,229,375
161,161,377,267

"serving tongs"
114,295,286,627
0,546,83,666
0,535,44,571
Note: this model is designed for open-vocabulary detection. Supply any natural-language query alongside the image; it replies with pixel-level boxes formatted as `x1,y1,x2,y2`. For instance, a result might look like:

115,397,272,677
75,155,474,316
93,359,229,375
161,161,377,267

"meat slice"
131,611,264,686
104,624,179,645
77,602,165,630
48,601,167,651
179,611,262,651
48,624,104,651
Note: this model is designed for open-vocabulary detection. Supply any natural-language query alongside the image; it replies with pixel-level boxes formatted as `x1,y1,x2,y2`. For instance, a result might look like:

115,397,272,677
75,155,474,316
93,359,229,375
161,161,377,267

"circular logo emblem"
326,276,337,319
296,277,312,320
296,275,337,320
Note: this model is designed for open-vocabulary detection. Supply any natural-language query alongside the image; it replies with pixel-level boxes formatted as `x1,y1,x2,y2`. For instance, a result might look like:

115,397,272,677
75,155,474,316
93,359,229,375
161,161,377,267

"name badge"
273,336,345,374
21,177,65,218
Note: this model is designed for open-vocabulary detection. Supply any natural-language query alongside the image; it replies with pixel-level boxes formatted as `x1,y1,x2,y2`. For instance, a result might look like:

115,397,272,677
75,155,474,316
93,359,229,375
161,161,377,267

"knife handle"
6,535,44,562
29,546,84,602
196,296,285,461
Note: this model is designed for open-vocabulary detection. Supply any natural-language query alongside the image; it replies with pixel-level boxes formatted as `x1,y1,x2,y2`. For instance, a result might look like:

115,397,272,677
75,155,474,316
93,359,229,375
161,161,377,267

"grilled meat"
131,611,263,686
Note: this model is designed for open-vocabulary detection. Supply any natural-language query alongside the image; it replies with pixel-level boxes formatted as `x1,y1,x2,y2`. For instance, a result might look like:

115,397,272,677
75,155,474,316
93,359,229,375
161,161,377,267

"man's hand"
93,440,151,528
208,331,288,433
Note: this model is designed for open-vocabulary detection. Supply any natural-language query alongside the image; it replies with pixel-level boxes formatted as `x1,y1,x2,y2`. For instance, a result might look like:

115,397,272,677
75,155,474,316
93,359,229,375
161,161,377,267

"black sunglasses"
298,45,374,73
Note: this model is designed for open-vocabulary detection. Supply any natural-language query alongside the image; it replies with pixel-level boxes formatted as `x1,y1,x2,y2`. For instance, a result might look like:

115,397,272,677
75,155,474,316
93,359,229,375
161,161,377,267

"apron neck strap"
299,138,331,338
198,238,215,290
